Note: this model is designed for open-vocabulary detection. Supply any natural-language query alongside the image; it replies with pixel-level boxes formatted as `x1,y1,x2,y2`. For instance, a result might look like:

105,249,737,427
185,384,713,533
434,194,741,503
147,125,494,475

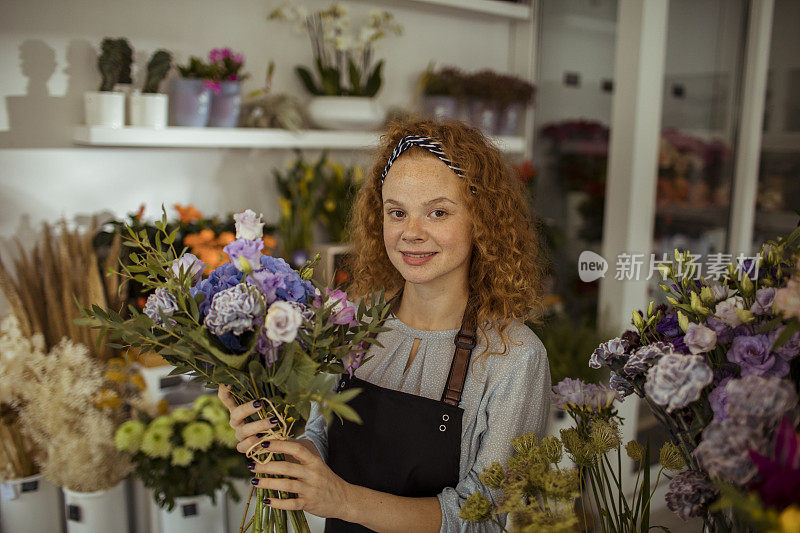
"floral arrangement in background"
177,47,249,94
319,162,363,244
114,394,248,510
460,379,681,532
0,315,154,492
589,224,800,531
419,65,467,99
81,208,390,533
268,3,402,97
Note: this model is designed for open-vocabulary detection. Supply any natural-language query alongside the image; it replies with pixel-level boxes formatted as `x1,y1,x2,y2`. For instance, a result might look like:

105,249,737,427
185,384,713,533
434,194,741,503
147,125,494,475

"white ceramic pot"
158,492,226,533
130,92,169,128
306,96,386,131
62,481,128,533
0,473,63,533
83,91,125,128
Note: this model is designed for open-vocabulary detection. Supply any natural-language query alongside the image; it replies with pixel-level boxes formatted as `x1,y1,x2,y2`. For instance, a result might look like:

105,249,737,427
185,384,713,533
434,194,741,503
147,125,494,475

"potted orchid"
269,3,402,130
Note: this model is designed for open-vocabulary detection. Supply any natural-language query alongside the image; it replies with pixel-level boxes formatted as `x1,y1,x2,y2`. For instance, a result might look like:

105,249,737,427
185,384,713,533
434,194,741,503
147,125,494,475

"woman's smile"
400,251,438,265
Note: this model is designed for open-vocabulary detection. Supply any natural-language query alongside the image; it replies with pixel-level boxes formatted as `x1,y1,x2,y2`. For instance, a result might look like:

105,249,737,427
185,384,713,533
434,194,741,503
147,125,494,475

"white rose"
714,296,745,327
233,209,265,241
265,301,303,344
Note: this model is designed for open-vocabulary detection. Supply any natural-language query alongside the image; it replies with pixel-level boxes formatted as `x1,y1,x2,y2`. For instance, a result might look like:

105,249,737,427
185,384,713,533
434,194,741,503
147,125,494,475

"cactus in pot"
97,37,132,91
142,50,172,93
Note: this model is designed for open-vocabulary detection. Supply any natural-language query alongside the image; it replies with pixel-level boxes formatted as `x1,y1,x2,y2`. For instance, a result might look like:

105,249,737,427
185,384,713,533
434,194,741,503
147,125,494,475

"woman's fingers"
251,476,302,494
263,495,304,511
251,458,303,478
217,384,236,411
229,399,266,427
234,418,280,442
256,439,317,466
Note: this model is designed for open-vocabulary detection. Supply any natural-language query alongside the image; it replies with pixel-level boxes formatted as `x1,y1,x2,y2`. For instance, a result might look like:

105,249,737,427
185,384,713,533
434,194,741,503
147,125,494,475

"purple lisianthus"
728,333,789,378
694,420,769,484
171,253,205,284
684,322,717,355
204,284,265,337
247,269,286,305
751,287,777,315
656,313,689,353
552,378,586,407
708,376,732,421
645,353,713,413
233,209,265,241
724,374,798,430
190,262,243,318
624,341,674,377
256,329,281,367
326,289,357,326
705,316,732,345
589,337,629,369
223,238,264,272
768,326,800,362
144,287,179,326
708,280,738,302
665,470,719,520
552,378,618,410
343,340,369,377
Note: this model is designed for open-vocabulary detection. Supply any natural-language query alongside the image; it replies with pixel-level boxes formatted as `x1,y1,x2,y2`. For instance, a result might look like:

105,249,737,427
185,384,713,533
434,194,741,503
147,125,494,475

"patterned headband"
379,135,466,186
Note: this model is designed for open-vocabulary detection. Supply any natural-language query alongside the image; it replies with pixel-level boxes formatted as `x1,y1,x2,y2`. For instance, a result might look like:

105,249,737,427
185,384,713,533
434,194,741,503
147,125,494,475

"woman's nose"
401,216,426,242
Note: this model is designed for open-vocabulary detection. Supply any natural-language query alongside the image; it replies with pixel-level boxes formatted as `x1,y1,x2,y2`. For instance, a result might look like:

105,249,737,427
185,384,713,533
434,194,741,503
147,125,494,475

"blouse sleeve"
436,342,551,533
297,384,334,463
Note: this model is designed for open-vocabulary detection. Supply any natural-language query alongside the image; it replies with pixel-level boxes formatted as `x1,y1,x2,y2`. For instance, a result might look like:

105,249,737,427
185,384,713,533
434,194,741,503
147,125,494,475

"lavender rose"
684,323,717,355
265,301,303,343
223,238,264,272
589,337,629,369
728,333,789,378
750,287,777,315
724,374,798,429
645,353,713,413
144,287,179,326
171,253,206,284
233,209,265,241
714,296,746,328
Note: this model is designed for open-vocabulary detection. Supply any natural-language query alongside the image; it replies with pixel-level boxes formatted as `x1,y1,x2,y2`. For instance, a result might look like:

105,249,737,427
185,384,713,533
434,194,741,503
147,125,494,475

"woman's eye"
388,210,405,219
430,209,448,218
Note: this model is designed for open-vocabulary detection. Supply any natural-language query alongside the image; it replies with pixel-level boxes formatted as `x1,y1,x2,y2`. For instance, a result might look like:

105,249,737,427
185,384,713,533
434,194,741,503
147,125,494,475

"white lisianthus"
233,209,265,241
265,301,303,343
714,296,746,328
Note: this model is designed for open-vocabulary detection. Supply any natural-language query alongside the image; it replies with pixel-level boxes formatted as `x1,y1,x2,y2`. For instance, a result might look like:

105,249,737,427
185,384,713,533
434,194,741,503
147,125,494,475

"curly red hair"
346,118,545,366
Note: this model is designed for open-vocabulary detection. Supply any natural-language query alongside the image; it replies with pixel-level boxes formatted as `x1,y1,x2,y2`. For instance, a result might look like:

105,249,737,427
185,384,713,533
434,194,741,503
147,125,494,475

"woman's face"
381,152,473,290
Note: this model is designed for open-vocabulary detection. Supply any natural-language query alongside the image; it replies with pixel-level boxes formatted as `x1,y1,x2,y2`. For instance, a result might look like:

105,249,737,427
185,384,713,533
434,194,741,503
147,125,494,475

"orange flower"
130,373,147,391
514,160,537,184
263,235,277,252
105,370,128,384
94,389,121,410
157,399,170,415
217,231,235,246
133,204,145,221
174,204,203,224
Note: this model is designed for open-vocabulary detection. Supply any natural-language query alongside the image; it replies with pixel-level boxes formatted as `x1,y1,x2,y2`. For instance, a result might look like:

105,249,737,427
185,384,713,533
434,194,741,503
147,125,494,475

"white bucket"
62,481,128,533
0,473,63,533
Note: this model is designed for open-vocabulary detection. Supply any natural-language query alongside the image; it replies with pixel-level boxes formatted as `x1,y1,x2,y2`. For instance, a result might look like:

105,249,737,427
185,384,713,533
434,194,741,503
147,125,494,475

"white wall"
0,0,517,311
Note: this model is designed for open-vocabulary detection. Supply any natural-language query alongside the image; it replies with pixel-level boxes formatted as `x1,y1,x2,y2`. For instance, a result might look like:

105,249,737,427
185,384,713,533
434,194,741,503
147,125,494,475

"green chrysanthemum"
140,426,174,458
150,415,175,429
201,406,230,425
213,423,238,448
193,394,220,412
479,461,506,490
459,492,493,523
171,407,196,423
171,446,195,467
114,420,146,453
182,421,214,451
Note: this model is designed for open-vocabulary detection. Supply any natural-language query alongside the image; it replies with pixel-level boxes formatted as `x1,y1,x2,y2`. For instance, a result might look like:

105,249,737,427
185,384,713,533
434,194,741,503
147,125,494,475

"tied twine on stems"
242,397,309,533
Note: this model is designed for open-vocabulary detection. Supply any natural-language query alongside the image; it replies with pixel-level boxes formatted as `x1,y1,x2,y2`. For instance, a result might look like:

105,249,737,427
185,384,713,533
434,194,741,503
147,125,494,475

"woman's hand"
249,438,353,521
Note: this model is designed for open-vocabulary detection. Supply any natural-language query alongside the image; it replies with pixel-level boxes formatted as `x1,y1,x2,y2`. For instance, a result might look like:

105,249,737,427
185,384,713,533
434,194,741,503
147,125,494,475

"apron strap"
441,306,477,406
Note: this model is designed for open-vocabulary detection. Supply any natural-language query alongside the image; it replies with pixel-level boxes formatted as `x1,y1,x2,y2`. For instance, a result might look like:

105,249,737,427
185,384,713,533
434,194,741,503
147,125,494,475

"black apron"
325,304,477,532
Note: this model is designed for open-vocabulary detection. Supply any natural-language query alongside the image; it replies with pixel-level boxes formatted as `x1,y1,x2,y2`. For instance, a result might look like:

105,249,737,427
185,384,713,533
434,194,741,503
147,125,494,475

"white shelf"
72,126,526,153
354,0,531,20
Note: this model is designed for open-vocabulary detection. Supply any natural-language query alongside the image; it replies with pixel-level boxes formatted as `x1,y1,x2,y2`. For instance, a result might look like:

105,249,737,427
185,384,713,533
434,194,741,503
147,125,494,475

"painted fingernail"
250,478,259,485
256,432,266,438
252,400,262,408
247,463,256,471
268,417,279,424
263,497,271,505
261,441,270,448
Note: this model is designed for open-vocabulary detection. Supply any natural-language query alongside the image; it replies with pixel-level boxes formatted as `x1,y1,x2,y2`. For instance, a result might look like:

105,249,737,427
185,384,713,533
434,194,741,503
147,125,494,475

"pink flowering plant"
79,207,390,533
177,47,249,94
589,224,800,532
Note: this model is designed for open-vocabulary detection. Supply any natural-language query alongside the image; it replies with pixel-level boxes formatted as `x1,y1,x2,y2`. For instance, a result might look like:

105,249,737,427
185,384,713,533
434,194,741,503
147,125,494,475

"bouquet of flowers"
80,208,390,533
114,394,248,510
268,3,402,97
589,224,800,531
460,378,680,533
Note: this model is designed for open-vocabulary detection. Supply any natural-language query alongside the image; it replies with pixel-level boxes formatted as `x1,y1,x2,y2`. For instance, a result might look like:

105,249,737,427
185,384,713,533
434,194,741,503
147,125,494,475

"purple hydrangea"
171,253,205,284
665,470,719,520
223,238,264,272
259,255,315,304
204,284,265,337
705,316,732,345
694,420,769,484
645,353,713,413
623,341,674,377
190,263,243,318
751,287,777,315
728,333,789,378
144,287,179,326
247,269,287,305
724,374,798,430
589,337,629,369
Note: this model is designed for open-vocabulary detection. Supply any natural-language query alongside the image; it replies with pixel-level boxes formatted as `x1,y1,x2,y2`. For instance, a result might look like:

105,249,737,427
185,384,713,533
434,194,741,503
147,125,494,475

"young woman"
220,119,551,532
